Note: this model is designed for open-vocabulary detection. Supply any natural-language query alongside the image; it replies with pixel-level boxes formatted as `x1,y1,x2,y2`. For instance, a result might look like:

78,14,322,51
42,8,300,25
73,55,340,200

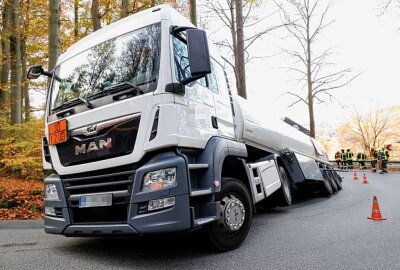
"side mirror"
27,64,44,80
186,29,211,76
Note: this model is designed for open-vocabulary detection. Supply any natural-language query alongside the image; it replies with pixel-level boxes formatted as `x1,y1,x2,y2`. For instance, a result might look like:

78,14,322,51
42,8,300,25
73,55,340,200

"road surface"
1,171,400,270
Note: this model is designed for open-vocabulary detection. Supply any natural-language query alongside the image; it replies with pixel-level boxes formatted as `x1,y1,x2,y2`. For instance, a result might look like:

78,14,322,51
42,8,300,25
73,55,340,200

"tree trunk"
228,0,239,96
306,12,315,138
189,0,197,26
121,0,129,18
21,37,29,122
48,0,61,71
151,0,156,7
74,0,79,41
235,0,246,99
91,0,101,31
10,0,22,125
0,1,11,112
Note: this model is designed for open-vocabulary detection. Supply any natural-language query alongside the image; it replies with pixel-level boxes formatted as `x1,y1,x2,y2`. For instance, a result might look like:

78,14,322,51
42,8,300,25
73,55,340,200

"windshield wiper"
52,96,93,112
85,82,141,101
78,97,93,109
103,82,140,95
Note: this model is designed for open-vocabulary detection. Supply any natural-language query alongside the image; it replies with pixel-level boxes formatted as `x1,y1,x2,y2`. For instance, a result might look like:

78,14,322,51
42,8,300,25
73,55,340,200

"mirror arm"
180,74,205,85
42,70,53,78
170,26,196,35
41,70,61,82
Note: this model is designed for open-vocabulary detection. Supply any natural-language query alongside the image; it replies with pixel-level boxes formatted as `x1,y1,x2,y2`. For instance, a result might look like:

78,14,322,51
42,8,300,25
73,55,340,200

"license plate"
79,193,112,208
48,119,68,145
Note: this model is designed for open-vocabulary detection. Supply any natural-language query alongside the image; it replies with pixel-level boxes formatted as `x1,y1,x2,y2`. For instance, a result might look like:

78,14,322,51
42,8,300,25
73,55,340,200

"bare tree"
204,0,284,99
379,0,400,14
276,0,359,138
235,0,246,99
337,108,397,152
189,0,197,26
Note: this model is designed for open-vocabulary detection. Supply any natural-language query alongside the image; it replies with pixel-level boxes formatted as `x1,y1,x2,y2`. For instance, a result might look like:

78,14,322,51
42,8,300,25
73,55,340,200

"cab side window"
213,61,230,94
207,61,219,93
172,36,206,87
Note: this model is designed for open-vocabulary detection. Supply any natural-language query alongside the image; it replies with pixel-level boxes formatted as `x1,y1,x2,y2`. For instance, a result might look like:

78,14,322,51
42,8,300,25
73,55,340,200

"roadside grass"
0,178,43,220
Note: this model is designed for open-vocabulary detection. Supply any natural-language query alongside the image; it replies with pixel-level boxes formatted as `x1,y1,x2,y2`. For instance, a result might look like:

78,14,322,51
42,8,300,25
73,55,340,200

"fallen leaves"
0,178,43,220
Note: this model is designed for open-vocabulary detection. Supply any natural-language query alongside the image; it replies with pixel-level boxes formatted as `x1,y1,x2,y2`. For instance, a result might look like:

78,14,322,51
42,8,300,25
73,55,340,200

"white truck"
28,5,342,251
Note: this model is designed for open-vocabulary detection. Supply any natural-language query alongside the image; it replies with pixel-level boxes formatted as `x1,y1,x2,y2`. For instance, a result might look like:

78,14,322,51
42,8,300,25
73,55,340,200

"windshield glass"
50,23,161,111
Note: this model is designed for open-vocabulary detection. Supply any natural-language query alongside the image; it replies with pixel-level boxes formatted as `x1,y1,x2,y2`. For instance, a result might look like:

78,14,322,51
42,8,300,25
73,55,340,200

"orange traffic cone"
362,173,368,184
353,171,358,180
367,196,386,220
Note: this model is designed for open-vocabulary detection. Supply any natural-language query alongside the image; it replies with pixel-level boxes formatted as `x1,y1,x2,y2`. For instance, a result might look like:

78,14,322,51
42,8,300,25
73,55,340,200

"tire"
276,166,292,206
206,178,253,252
327,171,339,193
319,171,333,196
333,172,342,190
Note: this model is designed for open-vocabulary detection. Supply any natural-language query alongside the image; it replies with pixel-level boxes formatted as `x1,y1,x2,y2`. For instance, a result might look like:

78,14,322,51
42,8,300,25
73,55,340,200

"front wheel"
206,178,253,252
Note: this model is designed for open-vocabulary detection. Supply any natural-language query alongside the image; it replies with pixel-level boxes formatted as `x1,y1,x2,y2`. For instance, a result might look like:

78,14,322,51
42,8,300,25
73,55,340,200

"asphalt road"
1,171,400,270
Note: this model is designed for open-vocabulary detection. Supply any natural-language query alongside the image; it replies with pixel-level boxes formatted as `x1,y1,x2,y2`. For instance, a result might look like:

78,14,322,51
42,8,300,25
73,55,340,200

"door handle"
211,116,218,129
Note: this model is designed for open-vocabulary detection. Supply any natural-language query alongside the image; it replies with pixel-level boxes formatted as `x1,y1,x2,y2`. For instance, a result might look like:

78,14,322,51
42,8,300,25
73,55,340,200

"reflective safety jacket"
356,152,365,161
346,151,353,160
370,149,377,160
378,149,389,161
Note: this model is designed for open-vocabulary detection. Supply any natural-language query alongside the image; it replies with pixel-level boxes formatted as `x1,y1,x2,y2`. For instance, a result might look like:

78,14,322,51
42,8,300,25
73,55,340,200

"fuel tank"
232,95,328,163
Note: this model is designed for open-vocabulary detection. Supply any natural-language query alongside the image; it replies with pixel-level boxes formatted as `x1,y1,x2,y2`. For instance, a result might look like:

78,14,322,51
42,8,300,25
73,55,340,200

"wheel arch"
195,137,248,193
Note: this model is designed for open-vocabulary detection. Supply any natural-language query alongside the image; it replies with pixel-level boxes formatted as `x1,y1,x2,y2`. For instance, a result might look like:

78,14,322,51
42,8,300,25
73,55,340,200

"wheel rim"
220,194,245,232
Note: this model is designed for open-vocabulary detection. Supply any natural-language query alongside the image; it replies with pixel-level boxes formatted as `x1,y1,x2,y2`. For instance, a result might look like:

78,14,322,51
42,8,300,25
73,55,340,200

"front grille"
62,168,135,224
57,115,141,166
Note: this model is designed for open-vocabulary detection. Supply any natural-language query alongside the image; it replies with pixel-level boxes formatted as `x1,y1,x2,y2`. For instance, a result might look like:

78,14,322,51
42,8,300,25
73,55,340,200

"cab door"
171,35,218,140
209,60,235,139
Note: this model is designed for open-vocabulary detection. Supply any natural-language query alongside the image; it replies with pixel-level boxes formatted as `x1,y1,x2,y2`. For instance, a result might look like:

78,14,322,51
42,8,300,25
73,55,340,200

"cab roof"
57,5,193,66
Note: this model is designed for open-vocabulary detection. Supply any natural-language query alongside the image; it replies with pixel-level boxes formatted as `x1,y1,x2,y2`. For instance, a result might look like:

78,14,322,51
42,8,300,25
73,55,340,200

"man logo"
86,124,98,135
75,138,112,156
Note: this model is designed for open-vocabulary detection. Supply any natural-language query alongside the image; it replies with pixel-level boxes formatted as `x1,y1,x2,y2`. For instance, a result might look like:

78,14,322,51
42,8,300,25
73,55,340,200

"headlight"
45,184,59,200
44,207,56,216
141,167,177,192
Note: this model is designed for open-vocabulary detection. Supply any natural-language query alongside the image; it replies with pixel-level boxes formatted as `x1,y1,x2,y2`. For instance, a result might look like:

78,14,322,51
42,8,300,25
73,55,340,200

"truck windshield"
50,23,161,112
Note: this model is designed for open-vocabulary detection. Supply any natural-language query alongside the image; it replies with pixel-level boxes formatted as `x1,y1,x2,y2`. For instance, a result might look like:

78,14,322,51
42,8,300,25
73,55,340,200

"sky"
205,0,400,132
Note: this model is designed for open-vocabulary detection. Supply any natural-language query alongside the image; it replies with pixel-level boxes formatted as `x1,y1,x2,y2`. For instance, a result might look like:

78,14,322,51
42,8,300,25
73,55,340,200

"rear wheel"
276,166,292,206
207,178,253,252
333,172,342,190
327,171,339,193
319,171,333,196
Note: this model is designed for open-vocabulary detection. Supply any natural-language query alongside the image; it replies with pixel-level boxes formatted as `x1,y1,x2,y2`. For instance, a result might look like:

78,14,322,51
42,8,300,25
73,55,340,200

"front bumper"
44,151,193,235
